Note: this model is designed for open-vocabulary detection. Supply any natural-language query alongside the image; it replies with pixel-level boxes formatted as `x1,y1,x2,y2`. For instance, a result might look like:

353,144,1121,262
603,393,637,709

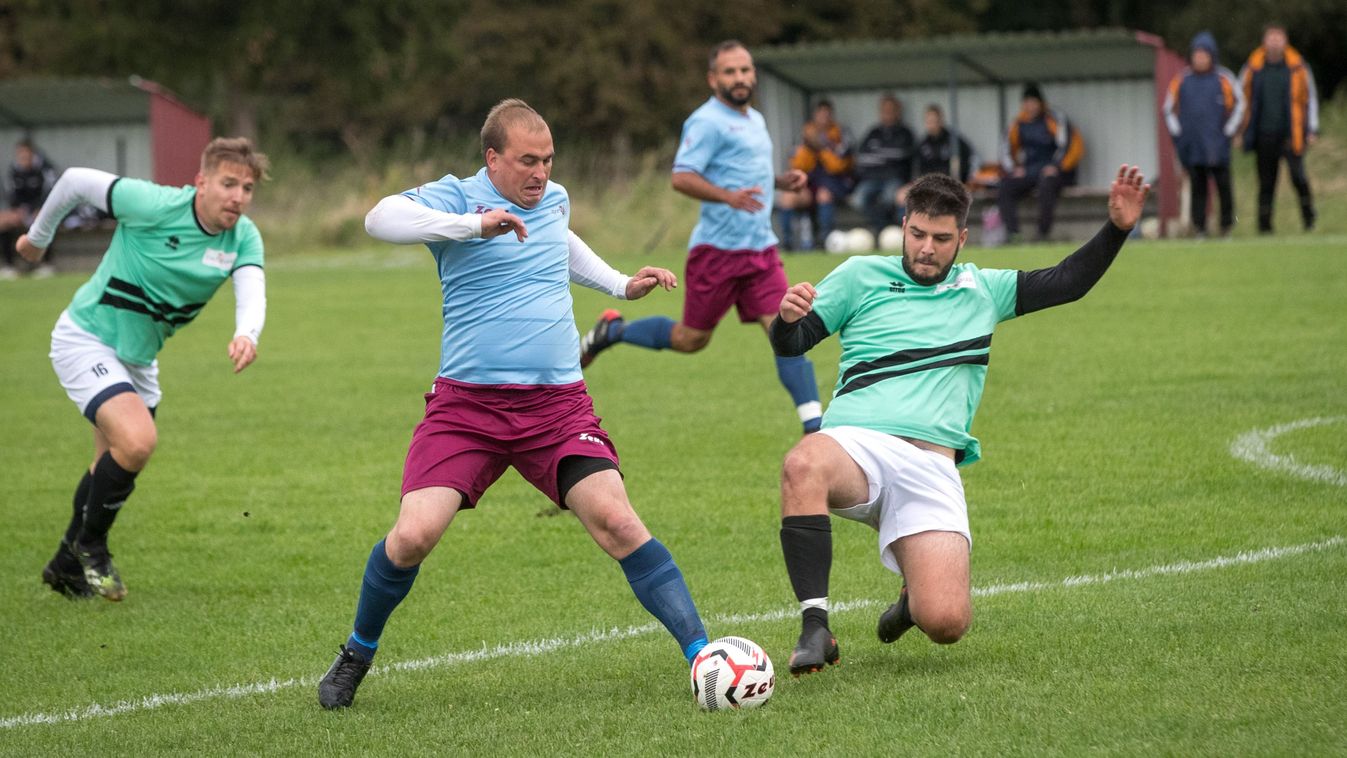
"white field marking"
2,536,1342,730
1230,417,1347,487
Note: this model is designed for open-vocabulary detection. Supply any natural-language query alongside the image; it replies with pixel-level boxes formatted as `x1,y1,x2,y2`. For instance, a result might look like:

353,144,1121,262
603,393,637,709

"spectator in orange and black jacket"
1239,23,1318,233
1164,31,1245,238
997,83,1084,241
778,100,854,249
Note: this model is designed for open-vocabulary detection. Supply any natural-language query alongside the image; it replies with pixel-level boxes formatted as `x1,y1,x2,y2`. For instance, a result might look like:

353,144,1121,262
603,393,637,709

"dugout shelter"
0,76,211,187
754,28,1185,237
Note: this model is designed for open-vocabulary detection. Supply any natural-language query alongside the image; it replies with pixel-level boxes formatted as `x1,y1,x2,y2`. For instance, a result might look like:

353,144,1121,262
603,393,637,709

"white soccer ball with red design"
690,636,775,711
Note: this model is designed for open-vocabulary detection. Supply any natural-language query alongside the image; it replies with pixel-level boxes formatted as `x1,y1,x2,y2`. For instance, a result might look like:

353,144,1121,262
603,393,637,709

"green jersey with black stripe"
812,256,1019,466
66,178,264,365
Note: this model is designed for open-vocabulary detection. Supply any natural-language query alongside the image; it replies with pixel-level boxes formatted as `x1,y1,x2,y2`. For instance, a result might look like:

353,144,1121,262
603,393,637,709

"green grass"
1,233,1345,755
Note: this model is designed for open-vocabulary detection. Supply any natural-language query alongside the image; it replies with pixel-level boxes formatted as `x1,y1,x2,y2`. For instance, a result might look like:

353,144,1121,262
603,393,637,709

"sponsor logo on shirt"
934,271,977,294
201,248,238,272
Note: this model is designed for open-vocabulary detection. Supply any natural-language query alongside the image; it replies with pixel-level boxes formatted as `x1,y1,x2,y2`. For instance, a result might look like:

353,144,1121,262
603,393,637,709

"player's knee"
387,521,438,565
780,445,829,502
117,430,158,469
598,510,649,555
919,607,971,645
674,329,712,352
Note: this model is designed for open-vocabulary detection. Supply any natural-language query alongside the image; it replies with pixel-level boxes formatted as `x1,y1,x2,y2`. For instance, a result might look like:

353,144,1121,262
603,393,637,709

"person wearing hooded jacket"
1164,31,1245,238
1238,23,1318,232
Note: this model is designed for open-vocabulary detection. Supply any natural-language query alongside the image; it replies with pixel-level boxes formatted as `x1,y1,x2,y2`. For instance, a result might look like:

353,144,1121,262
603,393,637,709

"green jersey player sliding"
18,137,270,602
770,166,1150,674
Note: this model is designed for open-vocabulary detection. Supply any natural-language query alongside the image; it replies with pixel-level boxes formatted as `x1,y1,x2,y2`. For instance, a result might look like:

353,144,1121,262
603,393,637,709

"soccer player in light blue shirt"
318,99,710,709
578,41,825,435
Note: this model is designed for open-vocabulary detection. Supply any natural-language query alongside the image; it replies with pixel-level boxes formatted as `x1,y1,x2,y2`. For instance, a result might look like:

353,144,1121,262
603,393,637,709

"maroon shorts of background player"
401,377,620,508
681,244,789,332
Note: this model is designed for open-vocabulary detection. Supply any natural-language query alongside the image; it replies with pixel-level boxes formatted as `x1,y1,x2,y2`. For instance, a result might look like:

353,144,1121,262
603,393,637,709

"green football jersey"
66,178,264,365
811,256,1019,466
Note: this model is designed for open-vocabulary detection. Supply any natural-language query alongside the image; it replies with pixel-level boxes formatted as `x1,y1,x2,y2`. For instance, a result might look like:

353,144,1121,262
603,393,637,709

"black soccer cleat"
788,624,840,677
579,308,623,368
319,645,373,709
74,537,126,601
877,584,916,644
41,540,95,600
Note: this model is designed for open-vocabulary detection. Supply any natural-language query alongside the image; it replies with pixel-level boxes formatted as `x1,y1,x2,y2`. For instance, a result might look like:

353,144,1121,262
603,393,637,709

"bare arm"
671,171,764,212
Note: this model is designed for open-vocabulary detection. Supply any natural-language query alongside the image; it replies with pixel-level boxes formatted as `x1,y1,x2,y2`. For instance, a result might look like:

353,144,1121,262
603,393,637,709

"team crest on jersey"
553,204,566,216
934,271,977,294
201,248,238,272
165,235,180,250
889,280,906,293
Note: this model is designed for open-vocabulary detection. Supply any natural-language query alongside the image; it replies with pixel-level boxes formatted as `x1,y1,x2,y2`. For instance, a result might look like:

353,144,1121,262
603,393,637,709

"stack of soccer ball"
690,636,775,711
824,225,903,255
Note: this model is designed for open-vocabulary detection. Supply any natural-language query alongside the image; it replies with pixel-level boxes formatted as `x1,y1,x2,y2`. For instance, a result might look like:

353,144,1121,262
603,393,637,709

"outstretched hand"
1108,164,1151,231
481,209,527,241
625,266,677,300
779,282,817,324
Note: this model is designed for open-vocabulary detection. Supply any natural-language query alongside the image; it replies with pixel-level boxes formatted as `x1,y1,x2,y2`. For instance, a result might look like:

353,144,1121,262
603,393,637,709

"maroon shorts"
682,244,789,331
401,378,620,507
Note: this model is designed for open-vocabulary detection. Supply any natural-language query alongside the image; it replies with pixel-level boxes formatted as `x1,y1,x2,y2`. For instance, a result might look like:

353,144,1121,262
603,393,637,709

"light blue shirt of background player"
673,96,779,252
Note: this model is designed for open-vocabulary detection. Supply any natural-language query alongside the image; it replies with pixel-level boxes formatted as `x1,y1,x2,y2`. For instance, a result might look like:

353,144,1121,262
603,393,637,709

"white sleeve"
1221,67,1246,137
1305,64,1319,135
231,265,267,345
25,168,117,248
1163,77,1181,137
364,194,482,244
568,231,629,299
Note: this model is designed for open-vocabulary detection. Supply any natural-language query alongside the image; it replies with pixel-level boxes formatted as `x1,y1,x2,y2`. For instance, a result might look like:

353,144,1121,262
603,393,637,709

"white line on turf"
1230,416,1347,487
2,536,1342,730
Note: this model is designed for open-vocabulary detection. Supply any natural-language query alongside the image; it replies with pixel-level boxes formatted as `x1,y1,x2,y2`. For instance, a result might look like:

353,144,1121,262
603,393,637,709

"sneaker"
41,541,95,599
579,308,623,368
31,263,55,279
877,585,915,644
788,624,840,677
74,537,126,601
0,266,18,281
318,645,373,709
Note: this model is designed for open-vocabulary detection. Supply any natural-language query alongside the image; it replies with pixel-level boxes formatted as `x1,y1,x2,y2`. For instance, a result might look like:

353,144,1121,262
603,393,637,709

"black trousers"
1254,133,1314,231
1188,164,1233,234
997,170,1064,238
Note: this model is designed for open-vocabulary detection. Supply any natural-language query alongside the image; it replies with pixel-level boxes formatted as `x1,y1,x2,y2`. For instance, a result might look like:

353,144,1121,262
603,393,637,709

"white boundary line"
3,535,1341,730
1230,416,1347,487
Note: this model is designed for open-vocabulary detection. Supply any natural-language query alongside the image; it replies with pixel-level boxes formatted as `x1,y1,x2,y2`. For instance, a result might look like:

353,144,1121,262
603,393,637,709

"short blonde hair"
480,99,549,156
201,137,270,181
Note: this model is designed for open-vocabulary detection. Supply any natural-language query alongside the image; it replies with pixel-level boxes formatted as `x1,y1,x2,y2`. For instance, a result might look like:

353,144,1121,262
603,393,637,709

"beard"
901,237,960,286
717,82,754,107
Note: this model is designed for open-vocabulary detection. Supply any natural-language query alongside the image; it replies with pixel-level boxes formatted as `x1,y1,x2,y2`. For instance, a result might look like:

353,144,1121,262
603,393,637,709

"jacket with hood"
1164,31,1245,168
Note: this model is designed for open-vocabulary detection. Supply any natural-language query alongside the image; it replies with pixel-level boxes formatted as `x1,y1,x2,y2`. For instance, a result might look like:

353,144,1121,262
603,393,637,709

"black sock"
780,514,832,629
78,452,138,542
62,469,94,545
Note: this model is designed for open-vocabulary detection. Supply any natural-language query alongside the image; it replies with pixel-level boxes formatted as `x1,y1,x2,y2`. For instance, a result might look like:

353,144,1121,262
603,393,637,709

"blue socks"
347,539,420,661
775,355,823,432
619,539,708,662
619,316,674,350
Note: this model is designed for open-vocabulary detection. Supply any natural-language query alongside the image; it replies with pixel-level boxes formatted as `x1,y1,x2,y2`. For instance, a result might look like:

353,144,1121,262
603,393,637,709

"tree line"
0,0,1338,160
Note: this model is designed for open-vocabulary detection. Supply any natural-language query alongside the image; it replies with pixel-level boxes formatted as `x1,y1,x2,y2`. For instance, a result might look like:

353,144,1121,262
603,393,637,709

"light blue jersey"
403,168,579,386
673,97,778,252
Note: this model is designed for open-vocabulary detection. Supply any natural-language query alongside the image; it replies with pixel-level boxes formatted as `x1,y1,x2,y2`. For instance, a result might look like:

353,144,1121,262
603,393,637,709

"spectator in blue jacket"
1164,31,1245,238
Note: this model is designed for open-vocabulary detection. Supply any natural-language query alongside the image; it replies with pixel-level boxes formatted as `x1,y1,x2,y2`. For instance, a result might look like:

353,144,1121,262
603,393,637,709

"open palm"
1108,164,1151,231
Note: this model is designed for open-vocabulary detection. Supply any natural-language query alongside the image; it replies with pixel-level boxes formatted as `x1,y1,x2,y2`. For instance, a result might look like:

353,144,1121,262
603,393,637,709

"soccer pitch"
2,235,1345,755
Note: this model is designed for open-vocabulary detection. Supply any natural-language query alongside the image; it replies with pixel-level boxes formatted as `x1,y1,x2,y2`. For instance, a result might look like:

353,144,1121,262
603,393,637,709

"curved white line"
1230,416,1347,487
2,535,1341,730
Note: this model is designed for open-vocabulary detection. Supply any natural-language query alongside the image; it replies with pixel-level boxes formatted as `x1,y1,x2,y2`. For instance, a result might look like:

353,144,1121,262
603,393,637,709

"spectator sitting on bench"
997,83,1085,242
0,139,58,279
778,99,854,249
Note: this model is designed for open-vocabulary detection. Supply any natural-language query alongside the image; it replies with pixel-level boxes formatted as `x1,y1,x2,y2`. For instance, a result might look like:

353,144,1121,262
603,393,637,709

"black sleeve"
1015,221,1131,316
769,312,831,357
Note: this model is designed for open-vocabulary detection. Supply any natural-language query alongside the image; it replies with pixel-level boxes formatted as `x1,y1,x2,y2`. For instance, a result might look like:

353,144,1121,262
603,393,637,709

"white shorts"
821,425,970,575
50,310,161,422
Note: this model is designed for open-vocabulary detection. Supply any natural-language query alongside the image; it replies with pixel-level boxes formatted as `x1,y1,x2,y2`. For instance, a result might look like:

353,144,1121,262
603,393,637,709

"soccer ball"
690,636,775,711
824,229,850,254
878,224,903,251
846,227,875,252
